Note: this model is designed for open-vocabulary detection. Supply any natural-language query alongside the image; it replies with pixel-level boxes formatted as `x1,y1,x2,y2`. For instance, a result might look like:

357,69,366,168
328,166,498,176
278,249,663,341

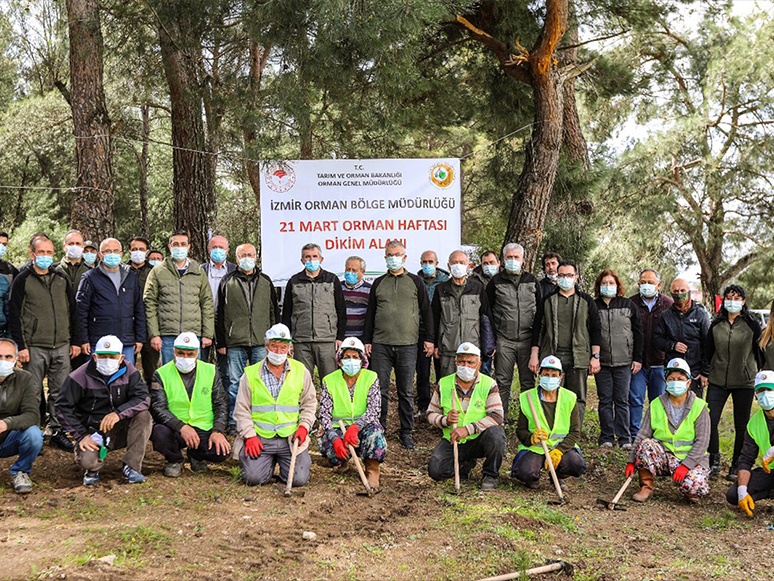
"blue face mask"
639,283,657,298
210,248,227,263
600,285,617,298
149,259,162,267
665,380,688,396
482,264,498,277
170,247,188,262
386,256,404,272
557,276,575,291
83,252,97,266
341,358,362,377
239,257,255,272
304,260,321,273
0,243,7,259
724,299,743,314
421,264,436,276
756,390,774,411
344,271,359,286
504,259,522,274
102,254,122,268
539,376,561,391
34,255,53,270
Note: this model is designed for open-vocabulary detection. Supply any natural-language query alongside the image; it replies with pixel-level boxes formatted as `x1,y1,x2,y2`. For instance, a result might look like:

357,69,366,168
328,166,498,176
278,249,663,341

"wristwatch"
592,353,600,359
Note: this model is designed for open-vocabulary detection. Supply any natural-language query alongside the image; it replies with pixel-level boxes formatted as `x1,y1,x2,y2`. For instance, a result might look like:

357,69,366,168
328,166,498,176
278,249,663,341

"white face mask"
267,350,288,366
449,263,468,279
456,365,477,383
0,359,15,378
130,250,147,265
175,356,197,374
66,244,84,260
95,357,121,376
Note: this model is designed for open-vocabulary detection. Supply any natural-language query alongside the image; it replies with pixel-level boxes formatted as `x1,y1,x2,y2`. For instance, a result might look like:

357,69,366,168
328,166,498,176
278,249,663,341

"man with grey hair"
627,268,674,441
363,240,434,448
342,255,371,338
76,238,146,364
485,242,542,420
282,243,346,379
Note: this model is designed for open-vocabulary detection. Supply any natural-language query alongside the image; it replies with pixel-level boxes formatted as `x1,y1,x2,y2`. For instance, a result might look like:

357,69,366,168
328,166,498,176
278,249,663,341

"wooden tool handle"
525,392,564,501
451,394,460,493
611,475,633,506
284,437,299,494
339,420,371,493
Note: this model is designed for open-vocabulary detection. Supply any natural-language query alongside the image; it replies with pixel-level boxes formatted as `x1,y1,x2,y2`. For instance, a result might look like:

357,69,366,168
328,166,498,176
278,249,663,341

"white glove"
737,485,748,503
763,446,774,462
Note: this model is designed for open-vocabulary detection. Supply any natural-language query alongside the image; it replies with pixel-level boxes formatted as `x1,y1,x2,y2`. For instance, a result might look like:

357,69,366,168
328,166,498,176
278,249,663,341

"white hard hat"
94,335,123,355
265,323,293,342
755,370,774,391
540,356,563,372
456,342,481,357
339,337,365,354
174,332,200,350
665,357,691,378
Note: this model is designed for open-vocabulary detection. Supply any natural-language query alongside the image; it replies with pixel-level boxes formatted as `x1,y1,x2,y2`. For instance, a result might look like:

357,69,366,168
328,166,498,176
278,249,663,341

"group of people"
0,231,773,517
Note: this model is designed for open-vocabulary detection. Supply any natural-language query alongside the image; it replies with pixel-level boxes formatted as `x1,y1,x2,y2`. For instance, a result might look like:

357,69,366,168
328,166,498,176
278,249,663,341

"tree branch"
719,251,761,283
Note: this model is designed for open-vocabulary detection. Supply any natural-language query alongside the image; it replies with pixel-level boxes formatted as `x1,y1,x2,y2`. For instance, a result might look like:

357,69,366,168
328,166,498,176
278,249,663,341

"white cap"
455,342,481,357
540,355,563,372
339,337,365,354
755,370,774,390
94,335,123,355
265,323,293,342
174,332,200,350
665,357,691,378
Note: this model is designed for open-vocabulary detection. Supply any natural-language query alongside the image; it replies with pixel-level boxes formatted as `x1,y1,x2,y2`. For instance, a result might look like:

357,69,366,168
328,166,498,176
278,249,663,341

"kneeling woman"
512,356,586,490
627,358,710,503
318,337,386,489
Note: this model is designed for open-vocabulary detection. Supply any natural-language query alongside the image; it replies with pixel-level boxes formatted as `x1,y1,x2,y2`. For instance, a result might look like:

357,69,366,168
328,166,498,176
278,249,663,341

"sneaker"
83,470,100,486
481,475,499,492
399,433,415,449
49,431,75,452
620,442,633,451
163,462,182,478
599,441,613,449
11,472,32,494
189,455,209,474
122,464,146,484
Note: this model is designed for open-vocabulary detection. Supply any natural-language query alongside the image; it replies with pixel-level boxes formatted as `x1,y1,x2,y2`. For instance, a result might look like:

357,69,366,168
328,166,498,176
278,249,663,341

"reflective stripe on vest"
157,360,216,431
650,397,706,460
245,358,305,438
324,368,376,426
439,373,493,444
517,387,577,454
746,409,774,467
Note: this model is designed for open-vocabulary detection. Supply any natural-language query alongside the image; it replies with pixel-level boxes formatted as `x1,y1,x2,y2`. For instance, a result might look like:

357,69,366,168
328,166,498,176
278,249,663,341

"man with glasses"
9,233,81,452
529,261,601,424
144,230,214,365
216,243,279,432
75,238,146,365
363,240,434,449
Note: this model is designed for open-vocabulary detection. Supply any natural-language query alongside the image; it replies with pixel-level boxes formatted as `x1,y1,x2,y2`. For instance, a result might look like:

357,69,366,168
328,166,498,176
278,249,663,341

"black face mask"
671,291,690,303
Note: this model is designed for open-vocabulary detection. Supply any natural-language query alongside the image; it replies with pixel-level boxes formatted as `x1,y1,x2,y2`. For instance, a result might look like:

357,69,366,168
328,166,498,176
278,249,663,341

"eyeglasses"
557,273,576,279
101,249,123,255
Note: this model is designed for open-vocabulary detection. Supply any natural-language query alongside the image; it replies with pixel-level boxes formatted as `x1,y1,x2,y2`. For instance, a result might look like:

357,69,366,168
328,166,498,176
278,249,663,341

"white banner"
260,159,461,282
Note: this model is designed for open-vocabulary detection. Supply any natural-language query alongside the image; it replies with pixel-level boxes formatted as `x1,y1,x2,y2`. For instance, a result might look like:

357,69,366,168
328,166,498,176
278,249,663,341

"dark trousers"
510,448,587,484
596,365,631,445
415,344,441,412
138,343,160,388
201,346,230,395
726,468,774,504
707,384,754,462
371,343,417,435
428,426,506,480
556,350,588,425
150,424,229,464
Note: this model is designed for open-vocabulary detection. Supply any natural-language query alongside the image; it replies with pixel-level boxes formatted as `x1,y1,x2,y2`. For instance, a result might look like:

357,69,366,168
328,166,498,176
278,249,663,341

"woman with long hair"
758,301,774,368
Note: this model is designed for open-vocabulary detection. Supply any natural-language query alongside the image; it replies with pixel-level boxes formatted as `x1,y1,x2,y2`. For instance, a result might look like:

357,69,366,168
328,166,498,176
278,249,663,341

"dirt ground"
1,387,773,581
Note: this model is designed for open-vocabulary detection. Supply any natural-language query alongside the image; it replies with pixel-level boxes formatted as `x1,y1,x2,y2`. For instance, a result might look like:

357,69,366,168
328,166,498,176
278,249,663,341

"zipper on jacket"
311,279,316,341
178,276,184,334
725,320,733,387
49,280,58,349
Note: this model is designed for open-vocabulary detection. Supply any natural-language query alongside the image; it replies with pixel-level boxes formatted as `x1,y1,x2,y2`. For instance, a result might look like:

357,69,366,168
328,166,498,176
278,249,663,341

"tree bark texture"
65,0,115,241
139,103,150,238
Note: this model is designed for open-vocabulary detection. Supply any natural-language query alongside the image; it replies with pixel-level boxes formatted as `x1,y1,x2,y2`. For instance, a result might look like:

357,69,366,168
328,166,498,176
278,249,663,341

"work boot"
481,475,499,492
364,459,381,490
632,469,654,503
164,463,182,478
399,433,415,450
725,461,738,482
333,459,350,474
709,453,721,478
188,453,209,474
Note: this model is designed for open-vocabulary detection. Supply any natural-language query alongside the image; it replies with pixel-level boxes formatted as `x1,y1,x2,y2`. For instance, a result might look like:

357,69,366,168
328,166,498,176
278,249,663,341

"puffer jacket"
143,257,214,339
594,296,643,367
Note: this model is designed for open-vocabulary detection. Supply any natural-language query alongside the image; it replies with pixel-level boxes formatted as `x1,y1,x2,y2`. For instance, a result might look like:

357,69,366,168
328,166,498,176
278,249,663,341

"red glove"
625,463,635,478
343,424,360,448
244,436,263,458
333,438,350,460
294,425,308,444
672,464,689,483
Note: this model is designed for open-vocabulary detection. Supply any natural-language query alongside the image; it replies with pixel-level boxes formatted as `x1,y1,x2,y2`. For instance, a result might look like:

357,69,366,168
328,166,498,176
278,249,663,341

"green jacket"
0,368,39,446
706,315,762,389
131,262,154,296
215,269,279,348
143,257,214,339
56,259,91,292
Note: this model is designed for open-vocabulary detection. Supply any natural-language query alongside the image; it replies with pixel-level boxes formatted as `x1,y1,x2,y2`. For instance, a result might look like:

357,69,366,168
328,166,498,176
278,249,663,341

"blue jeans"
0,426,43,474
91,344,135,365
161,336,204,365
628,366,666,439
226,346,266,426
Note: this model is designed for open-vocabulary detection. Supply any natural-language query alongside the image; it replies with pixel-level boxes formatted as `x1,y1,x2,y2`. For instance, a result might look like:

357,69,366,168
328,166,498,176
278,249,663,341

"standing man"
653,278,710,397
538,252,562,298
56,230,91,292
431,250,493,377
216,243,279,433
364,240,434,449
282,243,346,379
127,236,158,387
341,256,371,339
529,261,601,424
76,238,146,364
9,234,81,451
415,250,449,418
0,231,19,283
144,230,214,365
82,241,98,268
487,243,542,420
201,234,235,392
628,268,674,442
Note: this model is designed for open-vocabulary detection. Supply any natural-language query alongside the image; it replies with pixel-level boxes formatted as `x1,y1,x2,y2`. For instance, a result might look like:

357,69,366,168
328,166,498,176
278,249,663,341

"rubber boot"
632,469,654,503
364,459,380,490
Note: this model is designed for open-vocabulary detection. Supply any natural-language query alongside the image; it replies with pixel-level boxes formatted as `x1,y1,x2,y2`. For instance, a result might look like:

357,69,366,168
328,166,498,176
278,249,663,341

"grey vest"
290,281,338,342
492,278,538,342
599,307,634,367
439,292,481,356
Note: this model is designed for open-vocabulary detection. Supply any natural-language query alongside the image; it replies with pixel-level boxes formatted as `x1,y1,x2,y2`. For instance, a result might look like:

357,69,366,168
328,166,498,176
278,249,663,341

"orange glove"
544,449,563,471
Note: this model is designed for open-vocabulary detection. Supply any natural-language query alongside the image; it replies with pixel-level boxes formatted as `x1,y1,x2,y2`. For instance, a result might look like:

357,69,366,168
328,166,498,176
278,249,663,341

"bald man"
76,238,146,364
653,278,710,397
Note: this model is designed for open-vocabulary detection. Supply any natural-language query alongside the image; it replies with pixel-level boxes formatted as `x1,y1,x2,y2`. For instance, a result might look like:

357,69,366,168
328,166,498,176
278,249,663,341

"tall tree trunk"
139,103,150,238
158,16,216,262
65,0,114,241
560,2,588,167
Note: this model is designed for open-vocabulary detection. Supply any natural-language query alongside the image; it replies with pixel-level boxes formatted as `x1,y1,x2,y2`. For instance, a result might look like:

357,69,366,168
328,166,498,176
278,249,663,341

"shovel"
525,392,564,504
451,395,461,494
278,437,305,497
596,475,633,511
338,420,379,496
474,559,573,580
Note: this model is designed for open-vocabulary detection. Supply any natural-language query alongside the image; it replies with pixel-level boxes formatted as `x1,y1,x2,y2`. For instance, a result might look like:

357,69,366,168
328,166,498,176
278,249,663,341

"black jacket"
539,276,556,298
653,301,711,376
150,364,229,433
629,292,674,367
